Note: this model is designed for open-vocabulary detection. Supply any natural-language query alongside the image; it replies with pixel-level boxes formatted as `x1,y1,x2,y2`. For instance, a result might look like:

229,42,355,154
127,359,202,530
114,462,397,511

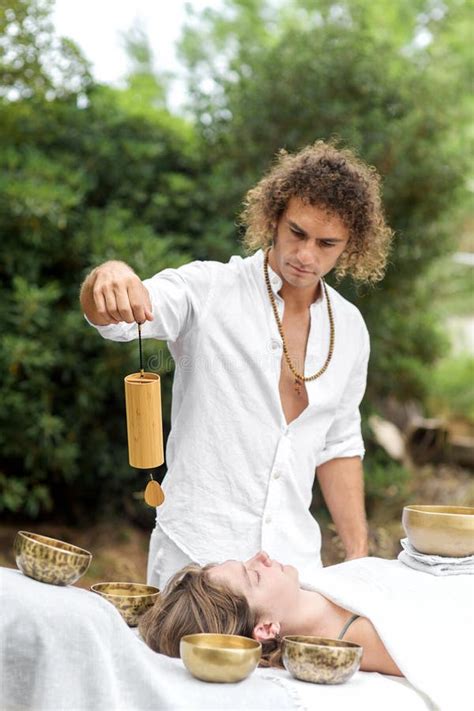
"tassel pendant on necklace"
294,377,302,396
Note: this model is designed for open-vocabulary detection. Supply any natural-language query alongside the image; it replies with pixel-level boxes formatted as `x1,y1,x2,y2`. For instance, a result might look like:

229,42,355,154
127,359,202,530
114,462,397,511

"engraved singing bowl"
282,635,362,685
14,531,92,586
402,505,474,557
90,582,160,627
180,633,262,683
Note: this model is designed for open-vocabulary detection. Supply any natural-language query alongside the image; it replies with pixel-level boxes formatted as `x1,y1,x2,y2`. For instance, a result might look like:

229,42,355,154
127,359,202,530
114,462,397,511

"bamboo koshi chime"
124,323,165,508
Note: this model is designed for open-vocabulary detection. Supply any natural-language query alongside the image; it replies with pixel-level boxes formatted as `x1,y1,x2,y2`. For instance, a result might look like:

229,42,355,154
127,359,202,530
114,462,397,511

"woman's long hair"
139,563,282,667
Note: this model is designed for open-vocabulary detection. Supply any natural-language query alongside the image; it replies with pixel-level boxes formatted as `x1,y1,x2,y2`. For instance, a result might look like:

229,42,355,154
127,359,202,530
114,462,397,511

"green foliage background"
1,0,472,522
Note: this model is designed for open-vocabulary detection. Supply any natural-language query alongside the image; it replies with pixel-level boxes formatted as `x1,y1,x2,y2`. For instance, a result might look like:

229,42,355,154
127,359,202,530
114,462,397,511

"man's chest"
188,283,351,417
278,309,311,423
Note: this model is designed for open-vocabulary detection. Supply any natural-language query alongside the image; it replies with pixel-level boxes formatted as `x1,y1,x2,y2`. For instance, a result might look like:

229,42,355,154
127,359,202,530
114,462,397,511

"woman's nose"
246,550,272,567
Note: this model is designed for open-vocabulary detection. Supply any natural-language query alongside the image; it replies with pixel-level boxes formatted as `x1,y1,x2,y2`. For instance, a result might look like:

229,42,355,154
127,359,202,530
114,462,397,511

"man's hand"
80,260,154,326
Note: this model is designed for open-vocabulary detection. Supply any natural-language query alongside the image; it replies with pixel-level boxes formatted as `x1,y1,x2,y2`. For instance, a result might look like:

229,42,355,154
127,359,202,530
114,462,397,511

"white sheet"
302,557,474,711
0,566,432,711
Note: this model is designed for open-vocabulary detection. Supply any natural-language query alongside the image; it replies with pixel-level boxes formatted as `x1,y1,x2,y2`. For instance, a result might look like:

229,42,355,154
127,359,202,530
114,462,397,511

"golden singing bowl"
282,635,362,685
402,505,474,557
14,531,92,586
180,633,261,683
90,582,160,627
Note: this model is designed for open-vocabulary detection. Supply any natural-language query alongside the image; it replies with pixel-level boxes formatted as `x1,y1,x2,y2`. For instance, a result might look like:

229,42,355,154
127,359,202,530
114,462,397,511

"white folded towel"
398,538,474,575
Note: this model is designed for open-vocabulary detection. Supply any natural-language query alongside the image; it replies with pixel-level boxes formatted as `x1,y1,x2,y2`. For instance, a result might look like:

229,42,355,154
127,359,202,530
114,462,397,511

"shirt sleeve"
83,260,215,343
316,319,370,467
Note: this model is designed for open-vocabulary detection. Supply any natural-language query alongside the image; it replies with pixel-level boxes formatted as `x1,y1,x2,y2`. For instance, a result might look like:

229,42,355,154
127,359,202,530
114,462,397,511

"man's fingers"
92,286,108,320
93,283,119,324
144,288,154,320
127,291,146,324
115,288,135,323
127,282,153,323
103,288,122,323
91,271,152,326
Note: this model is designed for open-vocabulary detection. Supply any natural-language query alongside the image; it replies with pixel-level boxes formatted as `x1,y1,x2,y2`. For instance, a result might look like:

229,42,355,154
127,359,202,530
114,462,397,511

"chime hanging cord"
138,322,144,377
138,322,152,483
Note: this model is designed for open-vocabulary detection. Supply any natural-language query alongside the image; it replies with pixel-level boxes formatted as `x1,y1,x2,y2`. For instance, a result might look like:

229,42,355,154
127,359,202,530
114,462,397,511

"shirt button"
265,515,272,524
273,471,281,480
271,277,279,286
270,339,280,350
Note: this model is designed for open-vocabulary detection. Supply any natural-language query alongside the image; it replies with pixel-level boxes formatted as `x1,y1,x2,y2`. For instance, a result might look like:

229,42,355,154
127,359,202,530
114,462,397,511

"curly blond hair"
139,563,283,667
240,139,394,284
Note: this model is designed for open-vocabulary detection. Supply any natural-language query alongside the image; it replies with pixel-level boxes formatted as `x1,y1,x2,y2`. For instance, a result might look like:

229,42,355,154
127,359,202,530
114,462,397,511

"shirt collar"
251,248,325,305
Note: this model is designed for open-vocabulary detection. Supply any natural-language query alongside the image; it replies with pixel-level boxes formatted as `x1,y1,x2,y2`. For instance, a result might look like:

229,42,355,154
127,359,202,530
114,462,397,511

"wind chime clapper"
124,322,165,508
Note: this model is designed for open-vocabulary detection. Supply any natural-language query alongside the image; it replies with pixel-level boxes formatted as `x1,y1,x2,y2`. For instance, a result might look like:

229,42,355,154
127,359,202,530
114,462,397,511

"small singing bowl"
90,582,160,627
402,505,474,557
180,633,262,683
14,531,92,586
282,635,362,685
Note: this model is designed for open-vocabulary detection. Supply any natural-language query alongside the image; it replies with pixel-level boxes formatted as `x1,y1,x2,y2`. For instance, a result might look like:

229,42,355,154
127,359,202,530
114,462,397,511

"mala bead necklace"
263,246,335,395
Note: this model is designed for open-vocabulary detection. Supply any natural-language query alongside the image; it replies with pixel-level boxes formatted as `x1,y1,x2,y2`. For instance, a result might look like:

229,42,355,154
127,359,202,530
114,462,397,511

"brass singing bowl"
14,531,92,586
402,505,474,557
90,582,160,627
180,633,262,683
282,635,362,685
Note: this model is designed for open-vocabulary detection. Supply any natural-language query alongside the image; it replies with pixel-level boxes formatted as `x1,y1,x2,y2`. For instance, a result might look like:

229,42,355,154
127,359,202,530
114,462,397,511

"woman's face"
207,551,300,635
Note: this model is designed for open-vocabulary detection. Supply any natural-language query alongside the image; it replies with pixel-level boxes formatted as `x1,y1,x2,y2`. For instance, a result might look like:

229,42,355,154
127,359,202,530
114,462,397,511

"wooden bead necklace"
264,246,335,395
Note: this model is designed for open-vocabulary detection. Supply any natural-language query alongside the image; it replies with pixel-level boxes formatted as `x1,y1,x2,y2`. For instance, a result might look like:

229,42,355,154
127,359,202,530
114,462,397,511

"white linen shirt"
86,249,370,576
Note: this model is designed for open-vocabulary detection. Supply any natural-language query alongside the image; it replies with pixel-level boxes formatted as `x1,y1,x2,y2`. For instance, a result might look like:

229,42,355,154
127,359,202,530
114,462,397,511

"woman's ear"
252,621,281,642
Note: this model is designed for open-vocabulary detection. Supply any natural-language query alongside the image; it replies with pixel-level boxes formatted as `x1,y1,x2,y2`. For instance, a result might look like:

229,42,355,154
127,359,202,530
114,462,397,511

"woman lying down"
139,551,473,709
140,551,399,673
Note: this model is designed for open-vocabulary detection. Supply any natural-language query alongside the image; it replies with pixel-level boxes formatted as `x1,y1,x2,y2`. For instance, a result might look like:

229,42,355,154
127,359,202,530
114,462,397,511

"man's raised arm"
80,260,154,326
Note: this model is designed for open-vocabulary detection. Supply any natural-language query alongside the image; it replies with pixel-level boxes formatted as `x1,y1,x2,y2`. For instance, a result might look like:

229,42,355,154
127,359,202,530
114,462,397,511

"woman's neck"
280,589,353,640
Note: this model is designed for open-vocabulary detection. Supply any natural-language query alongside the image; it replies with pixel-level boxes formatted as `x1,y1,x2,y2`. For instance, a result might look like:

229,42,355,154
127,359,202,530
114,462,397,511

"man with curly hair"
80,139,393,589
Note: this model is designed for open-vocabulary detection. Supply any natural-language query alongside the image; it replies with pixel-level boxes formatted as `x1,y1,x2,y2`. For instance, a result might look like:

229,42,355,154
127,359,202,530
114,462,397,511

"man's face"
207,550,300,624
271,197,350,293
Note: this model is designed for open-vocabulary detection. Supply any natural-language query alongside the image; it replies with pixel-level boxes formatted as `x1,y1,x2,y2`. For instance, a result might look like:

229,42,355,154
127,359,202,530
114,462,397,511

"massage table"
0,566,435,711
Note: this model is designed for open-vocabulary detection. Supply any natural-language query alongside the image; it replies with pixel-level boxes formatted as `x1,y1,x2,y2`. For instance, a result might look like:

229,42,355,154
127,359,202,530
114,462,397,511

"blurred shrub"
363,448,411,512
426,355,474,424
0,3,211,521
